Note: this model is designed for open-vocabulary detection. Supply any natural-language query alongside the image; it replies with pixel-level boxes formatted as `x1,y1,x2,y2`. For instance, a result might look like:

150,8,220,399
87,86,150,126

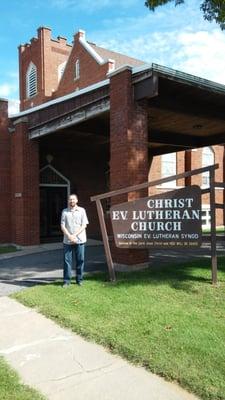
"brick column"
0,99,11,243
185,150,192,186
177,151,185,187
11,118,40,245
109,66,149,269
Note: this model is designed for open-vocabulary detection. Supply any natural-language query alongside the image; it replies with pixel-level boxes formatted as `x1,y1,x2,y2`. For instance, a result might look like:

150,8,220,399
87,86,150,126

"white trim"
26,62,37,98
132,63,152,75
74,59,80,80
107,65,133,78
156,185,182,189
40,165,70,185
11,79,109,118
40,184,68,187
58,61,67,82
201,204,211,228
40,165,70,198
79,37,105,65
11,63,151,119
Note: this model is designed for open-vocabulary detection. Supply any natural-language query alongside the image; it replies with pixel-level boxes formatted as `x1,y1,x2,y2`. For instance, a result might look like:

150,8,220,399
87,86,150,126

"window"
74,59,80,80
161,152,177,187
58,61,66,82
26,62,37,98
201,205,211,228
202,147,214,186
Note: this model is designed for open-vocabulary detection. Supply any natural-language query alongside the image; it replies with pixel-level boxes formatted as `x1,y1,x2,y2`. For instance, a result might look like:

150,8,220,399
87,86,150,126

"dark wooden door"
40,186,67,240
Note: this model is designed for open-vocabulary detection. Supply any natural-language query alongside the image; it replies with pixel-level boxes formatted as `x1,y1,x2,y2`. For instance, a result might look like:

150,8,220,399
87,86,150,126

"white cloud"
0,73,19,101
8,100,20,116
175,30,225,84
98,27,225,85
0,83,13,97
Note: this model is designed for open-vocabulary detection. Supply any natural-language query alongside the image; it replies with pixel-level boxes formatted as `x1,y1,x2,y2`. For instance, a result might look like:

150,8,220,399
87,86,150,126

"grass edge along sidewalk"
13,257,225,400
0,356,46,400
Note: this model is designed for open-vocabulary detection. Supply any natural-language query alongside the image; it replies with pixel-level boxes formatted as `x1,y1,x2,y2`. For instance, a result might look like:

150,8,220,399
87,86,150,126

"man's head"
68,194,78,208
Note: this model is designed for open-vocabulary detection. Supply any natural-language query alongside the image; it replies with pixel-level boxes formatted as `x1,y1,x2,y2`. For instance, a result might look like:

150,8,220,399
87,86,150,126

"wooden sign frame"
91,164,220,285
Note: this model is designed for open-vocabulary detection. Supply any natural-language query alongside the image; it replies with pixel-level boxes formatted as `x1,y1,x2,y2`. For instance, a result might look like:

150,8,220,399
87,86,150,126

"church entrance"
40,165,70,242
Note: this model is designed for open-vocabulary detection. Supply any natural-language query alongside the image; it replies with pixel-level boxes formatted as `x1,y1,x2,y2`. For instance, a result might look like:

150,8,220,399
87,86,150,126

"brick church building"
0,27,225,266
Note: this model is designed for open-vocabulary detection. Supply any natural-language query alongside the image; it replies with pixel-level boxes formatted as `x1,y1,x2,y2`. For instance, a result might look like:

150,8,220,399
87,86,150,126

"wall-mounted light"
46,154,53,164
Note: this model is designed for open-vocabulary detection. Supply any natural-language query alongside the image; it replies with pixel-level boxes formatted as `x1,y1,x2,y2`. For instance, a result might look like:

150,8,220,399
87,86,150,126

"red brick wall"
56,32,110,98
19,28,111,111
149,146,224,226
19,27,71,111
11,119,39,245
109,68,149,265
0,99,11,242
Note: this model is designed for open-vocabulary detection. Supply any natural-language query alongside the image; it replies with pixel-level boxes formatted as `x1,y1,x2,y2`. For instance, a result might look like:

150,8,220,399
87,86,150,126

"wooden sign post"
91,164,219,284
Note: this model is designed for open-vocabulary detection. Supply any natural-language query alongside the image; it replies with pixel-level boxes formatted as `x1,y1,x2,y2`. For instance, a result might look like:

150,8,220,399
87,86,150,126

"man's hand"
68,234,78,243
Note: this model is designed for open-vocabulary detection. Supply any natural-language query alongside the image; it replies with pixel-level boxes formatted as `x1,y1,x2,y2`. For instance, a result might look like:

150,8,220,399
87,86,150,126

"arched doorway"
40,165,70,242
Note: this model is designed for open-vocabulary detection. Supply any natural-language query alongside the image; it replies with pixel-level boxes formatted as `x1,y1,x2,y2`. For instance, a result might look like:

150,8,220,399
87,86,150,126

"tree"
145,0,225,30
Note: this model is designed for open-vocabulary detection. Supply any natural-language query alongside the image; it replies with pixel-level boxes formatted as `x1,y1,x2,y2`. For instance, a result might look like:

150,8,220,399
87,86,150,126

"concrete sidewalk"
0,296,199,400
0,240,107,297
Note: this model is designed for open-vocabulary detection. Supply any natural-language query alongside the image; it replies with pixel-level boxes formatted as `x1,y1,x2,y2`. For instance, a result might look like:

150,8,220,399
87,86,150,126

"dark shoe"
77,281,82,286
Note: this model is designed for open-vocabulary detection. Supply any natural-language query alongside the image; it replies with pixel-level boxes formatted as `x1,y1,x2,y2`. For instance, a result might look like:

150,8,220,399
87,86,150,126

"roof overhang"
10,63,225,153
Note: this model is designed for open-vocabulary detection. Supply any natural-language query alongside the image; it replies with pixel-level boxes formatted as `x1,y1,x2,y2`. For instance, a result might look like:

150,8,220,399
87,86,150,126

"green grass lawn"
0,246,18,254
0,357,46,400
13,257,225,400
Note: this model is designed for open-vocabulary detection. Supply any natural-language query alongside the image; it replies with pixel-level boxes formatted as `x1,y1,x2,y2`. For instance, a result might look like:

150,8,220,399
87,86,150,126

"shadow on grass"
82,256,225,293
14,257,225,294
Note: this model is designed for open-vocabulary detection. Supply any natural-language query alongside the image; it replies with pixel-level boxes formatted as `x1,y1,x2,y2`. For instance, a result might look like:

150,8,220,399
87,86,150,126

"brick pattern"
11,120,39,245
110,69,149,265
56,32,109,98
19,27,71,111
0,100,11,242
8,26,225,249
149,146,224,226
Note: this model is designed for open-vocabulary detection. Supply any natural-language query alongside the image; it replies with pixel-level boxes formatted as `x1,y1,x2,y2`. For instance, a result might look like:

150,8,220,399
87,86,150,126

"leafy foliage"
145,0,225,30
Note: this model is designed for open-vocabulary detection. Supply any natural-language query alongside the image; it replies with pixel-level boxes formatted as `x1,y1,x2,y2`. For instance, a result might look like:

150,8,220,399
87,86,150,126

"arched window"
161,152,177,187
26,62,37,98
74,59,80,80
202,147,214,186
58,61,66,82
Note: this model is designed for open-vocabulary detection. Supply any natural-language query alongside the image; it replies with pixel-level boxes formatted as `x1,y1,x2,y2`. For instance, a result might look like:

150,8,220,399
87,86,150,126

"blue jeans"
63,243,85,284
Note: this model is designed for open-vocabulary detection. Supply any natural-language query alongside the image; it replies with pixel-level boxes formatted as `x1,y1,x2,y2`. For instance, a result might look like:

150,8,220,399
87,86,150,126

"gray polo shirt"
61,206,89,244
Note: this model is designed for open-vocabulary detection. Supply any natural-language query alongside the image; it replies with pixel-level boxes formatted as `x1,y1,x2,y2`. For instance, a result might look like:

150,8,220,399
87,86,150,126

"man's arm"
61,223,87,243
61,224,74,242
74,224,87,237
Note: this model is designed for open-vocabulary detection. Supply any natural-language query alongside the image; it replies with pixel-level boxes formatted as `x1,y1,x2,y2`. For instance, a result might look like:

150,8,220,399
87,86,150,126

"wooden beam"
200,133,225,147
150,92,225,121
150,145,191,156
29,99,110,139
149,130,203,147
91,164,218,201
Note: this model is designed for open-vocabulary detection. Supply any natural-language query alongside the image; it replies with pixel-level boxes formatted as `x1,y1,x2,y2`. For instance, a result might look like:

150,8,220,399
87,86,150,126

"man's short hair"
69,193,78,200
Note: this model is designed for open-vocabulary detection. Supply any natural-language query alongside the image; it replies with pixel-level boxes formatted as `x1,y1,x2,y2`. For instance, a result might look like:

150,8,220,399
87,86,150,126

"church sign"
110,186,202,248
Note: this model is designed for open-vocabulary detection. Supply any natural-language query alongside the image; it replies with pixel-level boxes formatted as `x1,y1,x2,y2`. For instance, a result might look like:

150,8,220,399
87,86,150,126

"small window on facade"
201,205,211,228
26,62,37,98
202,147,214,186
58,61,66,82
74,59,80,80
161,152,177,187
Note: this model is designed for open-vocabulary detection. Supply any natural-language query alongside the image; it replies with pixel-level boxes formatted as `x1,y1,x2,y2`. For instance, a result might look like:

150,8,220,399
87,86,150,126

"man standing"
61,194,89,287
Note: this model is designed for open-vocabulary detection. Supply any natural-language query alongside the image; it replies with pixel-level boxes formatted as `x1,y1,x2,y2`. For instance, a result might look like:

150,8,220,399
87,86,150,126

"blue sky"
1,0,225,114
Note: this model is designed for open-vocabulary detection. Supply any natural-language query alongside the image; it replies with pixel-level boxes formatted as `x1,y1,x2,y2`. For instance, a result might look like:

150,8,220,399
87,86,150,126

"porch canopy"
11,63,225,154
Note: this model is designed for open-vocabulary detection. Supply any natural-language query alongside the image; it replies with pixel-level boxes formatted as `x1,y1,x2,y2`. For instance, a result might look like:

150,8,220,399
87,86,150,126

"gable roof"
88,42,144,68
